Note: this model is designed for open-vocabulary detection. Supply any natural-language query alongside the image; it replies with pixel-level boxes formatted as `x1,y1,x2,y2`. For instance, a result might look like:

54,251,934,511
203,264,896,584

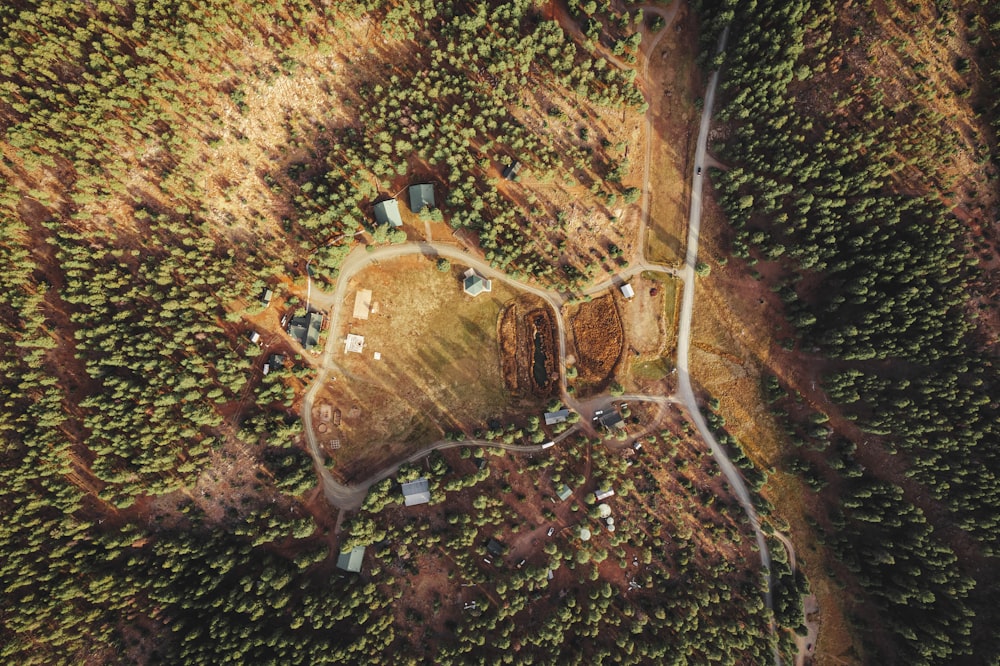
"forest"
0,0,697,663
695,0,999,662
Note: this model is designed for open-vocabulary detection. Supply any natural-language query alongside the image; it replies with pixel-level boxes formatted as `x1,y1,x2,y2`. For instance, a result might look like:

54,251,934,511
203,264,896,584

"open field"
643,4,704,267
313,255,545,482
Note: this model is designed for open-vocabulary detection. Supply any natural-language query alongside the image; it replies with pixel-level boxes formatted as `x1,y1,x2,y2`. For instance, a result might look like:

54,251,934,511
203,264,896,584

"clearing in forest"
312,255,544,482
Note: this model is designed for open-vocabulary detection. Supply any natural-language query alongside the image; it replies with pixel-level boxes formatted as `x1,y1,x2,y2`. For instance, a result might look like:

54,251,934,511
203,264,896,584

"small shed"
544,409,570,426
555,484,573,502
260,288,273,306
401,478,431,506
336,545,366,573
408,183,435,212
502,160,522,180
594,487,615,502
463,269,492,297
374,198,403,227
620,283,635,299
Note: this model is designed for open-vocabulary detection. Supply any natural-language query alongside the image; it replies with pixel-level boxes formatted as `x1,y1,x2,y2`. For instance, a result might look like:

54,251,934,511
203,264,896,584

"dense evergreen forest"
695,0,999,663
0,0,767,663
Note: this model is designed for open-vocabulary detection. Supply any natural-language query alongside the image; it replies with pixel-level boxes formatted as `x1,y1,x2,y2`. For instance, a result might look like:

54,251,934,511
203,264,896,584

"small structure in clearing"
408,183,435,212
373,198,403,227
260,288,273,306
502,160,522,180
463,268,492,297
401,478,431,506
353,289,372,320
336,545,366,573
555,483,573,501
620,283,634,299
344,333,365,354
544,409,570,426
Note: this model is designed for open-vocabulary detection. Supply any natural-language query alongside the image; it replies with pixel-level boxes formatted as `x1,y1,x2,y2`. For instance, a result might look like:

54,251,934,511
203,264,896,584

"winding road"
295,9,787,663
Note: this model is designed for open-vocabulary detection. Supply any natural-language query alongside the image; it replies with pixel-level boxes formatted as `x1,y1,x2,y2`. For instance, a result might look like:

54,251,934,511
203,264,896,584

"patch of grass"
632,357,673,380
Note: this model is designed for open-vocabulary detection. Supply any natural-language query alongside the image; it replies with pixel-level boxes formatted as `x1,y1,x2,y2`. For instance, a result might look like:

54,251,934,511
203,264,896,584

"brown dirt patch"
498,295,558,397
570,294,624,391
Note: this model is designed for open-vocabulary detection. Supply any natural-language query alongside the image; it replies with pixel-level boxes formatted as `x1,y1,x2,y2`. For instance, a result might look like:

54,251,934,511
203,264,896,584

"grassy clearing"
319,256,533,481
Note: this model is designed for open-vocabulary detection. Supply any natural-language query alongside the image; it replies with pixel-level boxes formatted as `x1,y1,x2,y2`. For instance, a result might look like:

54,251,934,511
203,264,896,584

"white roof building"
620,283,635,299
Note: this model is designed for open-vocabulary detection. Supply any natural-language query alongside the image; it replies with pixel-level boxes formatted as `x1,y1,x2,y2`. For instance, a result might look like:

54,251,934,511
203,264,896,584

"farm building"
373,198,403,227
408,183,435,212
463,269,492,297
288,311,323,349
544,409,570,426
336,546,366,573
620,283,634,299
401,478,431,506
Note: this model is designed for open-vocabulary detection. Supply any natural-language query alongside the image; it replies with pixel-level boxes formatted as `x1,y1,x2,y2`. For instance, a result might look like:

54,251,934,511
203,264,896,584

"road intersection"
296,12,786,662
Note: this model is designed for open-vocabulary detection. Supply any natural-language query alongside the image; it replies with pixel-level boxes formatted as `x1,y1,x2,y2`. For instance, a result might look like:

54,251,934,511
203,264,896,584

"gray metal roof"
374,198,403,227
336,545,365,572
288,311,323,348
401,478,431,506
408,183,435,212
544,409,570,425
463,273,491,297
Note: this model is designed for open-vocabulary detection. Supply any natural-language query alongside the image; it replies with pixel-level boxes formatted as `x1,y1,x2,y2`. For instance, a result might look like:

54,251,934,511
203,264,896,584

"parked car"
547,527,555,537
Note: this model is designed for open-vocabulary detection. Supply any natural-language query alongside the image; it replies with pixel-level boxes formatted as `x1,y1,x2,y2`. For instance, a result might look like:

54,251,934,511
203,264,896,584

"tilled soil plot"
571,294,624,388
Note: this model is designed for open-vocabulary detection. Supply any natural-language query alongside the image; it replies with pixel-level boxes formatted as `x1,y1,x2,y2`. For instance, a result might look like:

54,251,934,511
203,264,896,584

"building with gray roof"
401,477,431,506
374,198,403,227
408,183,435,212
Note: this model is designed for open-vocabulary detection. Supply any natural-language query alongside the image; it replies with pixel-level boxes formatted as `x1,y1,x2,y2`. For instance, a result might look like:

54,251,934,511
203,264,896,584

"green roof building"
463,269,492,297
336,545,366,573
374,198,403,227
408,183,435,212
555,484,573,501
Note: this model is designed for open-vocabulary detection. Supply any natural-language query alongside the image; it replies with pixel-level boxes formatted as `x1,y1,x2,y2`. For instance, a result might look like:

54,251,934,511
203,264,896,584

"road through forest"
296,10,788,662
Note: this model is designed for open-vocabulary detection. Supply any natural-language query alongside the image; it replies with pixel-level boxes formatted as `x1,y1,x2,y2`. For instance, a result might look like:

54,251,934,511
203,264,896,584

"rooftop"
288,311,323,349
555,483,573,501
336,545,366,573
408,183,435,212
544,409,570,426
595,487,615,502
598,411,625,429
463,269,492,297
374,198,403,227
344,333,365,354
620,283,634,299
401,477,431,506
